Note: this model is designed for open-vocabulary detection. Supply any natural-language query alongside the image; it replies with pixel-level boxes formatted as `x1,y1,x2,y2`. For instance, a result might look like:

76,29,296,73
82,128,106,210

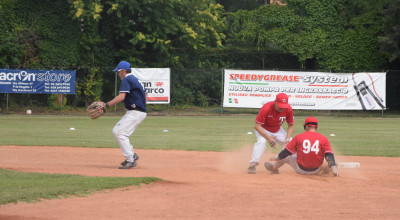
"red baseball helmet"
304,117,318,129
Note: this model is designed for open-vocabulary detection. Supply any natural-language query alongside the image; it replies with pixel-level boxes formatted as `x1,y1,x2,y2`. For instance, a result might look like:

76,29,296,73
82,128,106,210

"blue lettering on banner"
0,69,76,94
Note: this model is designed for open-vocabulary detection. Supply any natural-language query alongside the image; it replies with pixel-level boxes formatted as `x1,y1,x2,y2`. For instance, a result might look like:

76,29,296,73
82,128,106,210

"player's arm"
325,153,336,167
144,87,148,103
106,92,126,108
325,152,339,176
284,109,295,145
270,148,293,161
270,137,296,161
255,123,277,148
284,123,294,145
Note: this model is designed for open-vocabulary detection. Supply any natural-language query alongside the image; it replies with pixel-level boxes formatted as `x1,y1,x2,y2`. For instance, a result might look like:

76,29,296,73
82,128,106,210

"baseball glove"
87,101,106,119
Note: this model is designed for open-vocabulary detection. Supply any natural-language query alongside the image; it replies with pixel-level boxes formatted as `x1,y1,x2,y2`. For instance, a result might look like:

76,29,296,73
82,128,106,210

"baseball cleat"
121,153,139,166
247,166,256,174
118,161,137,169
264,162,279,174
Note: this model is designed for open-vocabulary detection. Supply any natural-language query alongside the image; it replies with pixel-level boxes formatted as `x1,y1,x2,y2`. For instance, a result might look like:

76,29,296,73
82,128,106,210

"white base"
338,162,360,168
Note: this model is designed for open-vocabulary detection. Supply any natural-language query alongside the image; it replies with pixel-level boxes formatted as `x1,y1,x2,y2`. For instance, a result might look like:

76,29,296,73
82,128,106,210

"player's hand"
283,138,290,148
268,137,277,148
331,166,339,177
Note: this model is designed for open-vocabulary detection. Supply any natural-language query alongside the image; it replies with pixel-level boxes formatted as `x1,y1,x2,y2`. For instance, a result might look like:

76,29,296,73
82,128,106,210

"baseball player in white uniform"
104,61,147,169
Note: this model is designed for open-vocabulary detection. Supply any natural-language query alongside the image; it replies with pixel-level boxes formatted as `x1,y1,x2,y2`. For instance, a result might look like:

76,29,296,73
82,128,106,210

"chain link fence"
1,67,399,114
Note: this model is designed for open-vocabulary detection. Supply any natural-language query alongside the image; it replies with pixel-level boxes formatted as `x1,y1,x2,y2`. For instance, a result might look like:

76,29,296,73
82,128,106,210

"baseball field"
0,114,399,219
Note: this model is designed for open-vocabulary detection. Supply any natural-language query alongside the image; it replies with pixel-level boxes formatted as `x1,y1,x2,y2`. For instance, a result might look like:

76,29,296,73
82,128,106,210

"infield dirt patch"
0,145,399,219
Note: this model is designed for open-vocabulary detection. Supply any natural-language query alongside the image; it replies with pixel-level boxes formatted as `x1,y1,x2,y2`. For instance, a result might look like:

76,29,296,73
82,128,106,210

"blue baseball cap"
113,61,130,71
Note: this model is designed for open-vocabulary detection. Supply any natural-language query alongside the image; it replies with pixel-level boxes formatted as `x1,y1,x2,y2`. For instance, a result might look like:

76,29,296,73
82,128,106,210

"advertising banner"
223,69,386,110
0,69,76,94
131,68,170,104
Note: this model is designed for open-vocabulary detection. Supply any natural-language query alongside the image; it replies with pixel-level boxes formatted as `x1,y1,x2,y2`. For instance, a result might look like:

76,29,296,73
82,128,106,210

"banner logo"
223,70,386,110
279,117,286,124
131,68,170,104
0,69,76,94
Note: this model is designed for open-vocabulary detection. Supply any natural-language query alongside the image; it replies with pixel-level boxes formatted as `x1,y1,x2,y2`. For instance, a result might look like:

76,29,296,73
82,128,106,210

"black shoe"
118,161,137,169
121,153,139,166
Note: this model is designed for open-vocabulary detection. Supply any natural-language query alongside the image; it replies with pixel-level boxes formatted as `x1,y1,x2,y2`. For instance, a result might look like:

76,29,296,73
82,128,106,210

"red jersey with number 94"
285,131,333,169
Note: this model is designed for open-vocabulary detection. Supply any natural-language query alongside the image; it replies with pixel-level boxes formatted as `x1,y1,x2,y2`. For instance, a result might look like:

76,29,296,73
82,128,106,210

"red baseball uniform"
285,131,333,169
255,101,295,133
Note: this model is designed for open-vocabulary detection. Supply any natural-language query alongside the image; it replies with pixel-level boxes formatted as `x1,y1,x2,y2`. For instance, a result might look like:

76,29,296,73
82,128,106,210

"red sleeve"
255,105,267,125
322,136,333,155
286,106,295,125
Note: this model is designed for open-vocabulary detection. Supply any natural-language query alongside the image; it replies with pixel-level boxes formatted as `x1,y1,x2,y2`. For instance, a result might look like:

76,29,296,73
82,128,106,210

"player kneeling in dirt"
265,117,338,176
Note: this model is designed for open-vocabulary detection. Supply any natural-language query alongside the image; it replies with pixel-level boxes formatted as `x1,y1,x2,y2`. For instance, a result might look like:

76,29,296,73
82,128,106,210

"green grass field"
0,114,399,156
0,169,161,205
1,114,399,205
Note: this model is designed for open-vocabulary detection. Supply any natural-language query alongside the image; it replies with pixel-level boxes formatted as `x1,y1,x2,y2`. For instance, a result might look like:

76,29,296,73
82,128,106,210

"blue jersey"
119,74,146,112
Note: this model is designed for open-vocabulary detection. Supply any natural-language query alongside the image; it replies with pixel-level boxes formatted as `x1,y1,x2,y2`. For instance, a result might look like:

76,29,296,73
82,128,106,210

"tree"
0,0,24,66
68,0,226,68
228,1,331,69
379,0,400,62
217,0,267,12
228,0,390,71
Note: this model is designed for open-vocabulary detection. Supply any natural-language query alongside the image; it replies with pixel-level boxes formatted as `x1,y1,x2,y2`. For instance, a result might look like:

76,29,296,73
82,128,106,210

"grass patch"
0,168,162,205
0,115,399,156
0,115,257,151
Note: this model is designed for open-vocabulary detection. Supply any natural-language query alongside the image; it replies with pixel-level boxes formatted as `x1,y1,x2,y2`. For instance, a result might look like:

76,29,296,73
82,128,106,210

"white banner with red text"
131,68,170,104
223,69,386,110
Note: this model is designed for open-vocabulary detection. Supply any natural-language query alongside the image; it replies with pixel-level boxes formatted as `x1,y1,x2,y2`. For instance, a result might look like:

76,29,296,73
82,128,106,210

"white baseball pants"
250,127,288,165
112,110,147,162
282,153,322,175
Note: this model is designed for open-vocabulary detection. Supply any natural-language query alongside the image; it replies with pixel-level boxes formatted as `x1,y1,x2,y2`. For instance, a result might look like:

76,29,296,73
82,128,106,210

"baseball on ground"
26,110,32,115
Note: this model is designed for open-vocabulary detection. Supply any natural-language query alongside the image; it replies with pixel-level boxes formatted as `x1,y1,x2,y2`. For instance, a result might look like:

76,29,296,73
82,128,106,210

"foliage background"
0,0,399,111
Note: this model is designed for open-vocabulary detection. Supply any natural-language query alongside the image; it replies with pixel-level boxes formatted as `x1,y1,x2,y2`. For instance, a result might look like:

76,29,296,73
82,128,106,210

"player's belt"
127,107,146,113
298,163,319,172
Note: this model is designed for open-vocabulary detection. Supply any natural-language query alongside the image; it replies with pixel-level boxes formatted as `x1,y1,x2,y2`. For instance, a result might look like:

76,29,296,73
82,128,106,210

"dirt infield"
0,145,399,220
